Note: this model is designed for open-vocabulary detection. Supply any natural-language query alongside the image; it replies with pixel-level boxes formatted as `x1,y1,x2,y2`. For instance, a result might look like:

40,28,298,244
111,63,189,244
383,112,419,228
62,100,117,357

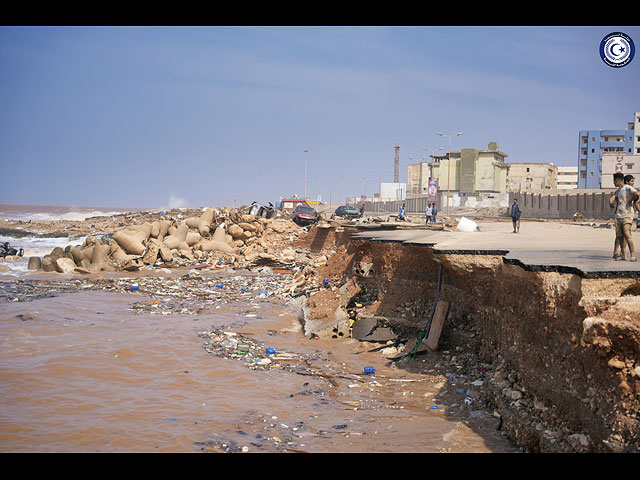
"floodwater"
0,288,519,453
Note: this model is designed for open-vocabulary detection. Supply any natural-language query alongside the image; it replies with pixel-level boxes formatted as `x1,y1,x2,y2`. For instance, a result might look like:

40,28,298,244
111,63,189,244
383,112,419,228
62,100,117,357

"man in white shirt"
610,172,639,261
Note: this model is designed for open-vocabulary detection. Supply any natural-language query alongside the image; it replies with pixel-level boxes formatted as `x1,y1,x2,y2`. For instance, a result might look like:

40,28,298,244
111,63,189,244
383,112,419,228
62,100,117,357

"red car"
292,204,317,226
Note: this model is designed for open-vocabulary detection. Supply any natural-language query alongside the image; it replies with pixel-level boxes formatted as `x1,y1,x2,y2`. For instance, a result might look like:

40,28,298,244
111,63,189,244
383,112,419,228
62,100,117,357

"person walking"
431,202,438,225
425,203,432,225
511,198,522,233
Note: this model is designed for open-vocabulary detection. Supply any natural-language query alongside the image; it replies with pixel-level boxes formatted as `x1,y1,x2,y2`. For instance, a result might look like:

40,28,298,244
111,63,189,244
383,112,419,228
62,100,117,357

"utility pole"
394,144,400,183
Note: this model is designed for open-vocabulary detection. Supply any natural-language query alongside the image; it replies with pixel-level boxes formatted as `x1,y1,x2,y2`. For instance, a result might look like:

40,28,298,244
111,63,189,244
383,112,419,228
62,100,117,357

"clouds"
1,26,639,207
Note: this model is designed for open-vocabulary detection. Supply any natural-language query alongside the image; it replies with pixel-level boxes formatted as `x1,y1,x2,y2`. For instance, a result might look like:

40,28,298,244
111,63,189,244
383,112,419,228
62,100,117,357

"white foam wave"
7,210,124,222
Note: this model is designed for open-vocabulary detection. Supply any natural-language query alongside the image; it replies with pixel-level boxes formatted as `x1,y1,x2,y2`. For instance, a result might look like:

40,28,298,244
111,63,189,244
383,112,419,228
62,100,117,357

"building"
557,166,578,189
601,153,640,188
578,111,640,189
507,163,558,192
379,182,406,201
407,157,445,196
430,142,509,194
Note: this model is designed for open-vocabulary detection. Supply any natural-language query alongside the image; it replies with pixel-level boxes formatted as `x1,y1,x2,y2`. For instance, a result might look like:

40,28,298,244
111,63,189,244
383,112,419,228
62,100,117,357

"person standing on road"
625,175,640,229
425,203,432,225
432,202,438,225
610,172,639,261
511,198,522,233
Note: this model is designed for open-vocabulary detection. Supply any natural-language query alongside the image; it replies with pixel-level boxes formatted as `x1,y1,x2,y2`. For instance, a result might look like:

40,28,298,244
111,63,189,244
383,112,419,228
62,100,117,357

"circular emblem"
600,32,635,68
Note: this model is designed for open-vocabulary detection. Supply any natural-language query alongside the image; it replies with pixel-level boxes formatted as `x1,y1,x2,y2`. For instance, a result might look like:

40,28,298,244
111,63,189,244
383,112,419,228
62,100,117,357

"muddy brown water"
0,288,519,453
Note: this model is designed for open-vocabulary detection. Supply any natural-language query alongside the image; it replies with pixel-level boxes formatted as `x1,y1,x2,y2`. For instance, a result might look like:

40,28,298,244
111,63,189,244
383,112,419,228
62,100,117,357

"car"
332,205,362,219
249,201,276,219
292,204,318,226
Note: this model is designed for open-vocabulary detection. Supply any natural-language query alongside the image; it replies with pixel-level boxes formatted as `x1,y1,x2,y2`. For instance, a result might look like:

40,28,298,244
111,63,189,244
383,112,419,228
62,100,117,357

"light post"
436,132,463,217
303,150,309,201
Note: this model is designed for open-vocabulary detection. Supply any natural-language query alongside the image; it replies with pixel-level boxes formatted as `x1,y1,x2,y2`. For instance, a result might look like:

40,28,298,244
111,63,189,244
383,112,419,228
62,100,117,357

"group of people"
611,172,640,262
425,202,438,225
396,175,639,263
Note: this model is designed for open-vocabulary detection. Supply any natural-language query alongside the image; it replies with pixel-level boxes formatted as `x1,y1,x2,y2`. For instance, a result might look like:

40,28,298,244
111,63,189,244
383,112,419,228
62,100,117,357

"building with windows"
507,163,557,192
578,111,640,189
426,142,510,194
557,166,578,189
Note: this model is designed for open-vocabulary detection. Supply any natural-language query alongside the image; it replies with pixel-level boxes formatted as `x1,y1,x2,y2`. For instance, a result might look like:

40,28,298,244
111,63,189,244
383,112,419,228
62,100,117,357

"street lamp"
436,132,463,217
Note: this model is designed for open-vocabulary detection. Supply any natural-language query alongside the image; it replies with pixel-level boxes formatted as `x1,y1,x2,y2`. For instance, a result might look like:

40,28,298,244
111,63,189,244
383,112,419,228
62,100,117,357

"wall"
511,190,616,220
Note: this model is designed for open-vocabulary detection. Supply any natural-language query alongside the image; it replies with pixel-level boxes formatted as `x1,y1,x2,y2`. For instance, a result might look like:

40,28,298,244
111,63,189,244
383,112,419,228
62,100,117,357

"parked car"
292,204,318,226
332,205,362,219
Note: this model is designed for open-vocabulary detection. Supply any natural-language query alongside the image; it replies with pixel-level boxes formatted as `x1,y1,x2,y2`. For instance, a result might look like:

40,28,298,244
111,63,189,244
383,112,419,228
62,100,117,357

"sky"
1,25,639,209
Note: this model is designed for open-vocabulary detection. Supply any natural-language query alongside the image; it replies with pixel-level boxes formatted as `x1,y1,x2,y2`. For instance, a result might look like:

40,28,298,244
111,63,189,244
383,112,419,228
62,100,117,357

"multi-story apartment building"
578,111,640,189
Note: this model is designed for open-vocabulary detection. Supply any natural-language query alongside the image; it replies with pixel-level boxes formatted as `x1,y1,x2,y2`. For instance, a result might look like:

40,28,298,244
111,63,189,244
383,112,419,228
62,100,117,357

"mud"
299,235,640,453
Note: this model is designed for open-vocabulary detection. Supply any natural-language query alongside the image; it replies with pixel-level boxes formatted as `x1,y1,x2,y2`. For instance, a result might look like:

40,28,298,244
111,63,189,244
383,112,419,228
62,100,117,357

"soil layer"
303,235,640,453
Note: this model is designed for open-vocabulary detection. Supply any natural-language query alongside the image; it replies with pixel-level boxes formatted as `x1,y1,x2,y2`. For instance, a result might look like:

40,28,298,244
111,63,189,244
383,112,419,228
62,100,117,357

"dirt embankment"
299,234,640,453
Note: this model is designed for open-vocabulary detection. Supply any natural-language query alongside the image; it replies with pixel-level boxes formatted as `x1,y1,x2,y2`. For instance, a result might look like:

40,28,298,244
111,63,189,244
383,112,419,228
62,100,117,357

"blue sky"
1,26,639,209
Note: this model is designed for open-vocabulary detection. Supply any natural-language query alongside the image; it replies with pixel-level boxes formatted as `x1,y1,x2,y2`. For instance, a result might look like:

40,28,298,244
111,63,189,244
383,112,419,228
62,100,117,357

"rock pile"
27,208,313,274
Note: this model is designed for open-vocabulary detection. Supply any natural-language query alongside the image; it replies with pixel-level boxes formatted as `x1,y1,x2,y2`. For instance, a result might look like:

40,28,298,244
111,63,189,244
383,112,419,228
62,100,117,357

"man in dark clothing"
511,198,522,233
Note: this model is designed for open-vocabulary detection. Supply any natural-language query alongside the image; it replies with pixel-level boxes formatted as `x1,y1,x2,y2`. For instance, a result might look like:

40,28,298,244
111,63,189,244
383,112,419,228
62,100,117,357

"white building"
557,166,578,189
379,182,406,201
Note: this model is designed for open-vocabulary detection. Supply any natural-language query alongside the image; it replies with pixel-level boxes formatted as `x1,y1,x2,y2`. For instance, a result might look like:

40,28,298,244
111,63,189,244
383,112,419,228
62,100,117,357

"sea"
0,204,519,453
0,204,151,275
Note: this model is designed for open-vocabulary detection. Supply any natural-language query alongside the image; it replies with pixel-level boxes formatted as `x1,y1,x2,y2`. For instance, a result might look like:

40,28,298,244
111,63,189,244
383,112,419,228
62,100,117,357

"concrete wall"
510,190,616,220
357,190,618,220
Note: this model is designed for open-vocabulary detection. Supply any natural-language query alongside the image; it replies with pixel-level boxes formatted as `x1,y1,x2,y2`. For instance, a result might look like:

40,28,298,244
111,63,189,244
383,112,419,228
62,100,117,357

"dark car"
292,204,317,226
332,205,362,219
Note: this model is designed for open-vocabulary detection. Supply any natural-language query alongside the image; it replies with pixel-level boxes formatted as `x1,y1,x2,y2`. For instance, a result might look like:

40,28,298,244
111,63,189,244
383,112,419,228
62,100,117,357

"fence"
349,190,618,220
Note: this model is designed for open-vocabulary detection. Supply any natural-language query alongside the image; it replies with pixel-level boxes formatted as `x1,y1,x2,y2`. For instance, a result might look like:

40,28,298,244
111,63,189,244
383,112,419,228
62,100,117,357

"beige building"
507,163,558,192
601,153,640,188
557,166,578,189
407,161,435,196
427,142,510,194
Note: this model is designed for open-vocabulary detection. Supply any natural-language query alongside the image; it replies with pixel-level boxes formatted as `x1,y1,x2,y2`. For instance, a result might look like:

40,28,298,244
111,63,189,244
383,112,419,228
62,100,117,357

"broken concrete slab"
352,316,398,342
